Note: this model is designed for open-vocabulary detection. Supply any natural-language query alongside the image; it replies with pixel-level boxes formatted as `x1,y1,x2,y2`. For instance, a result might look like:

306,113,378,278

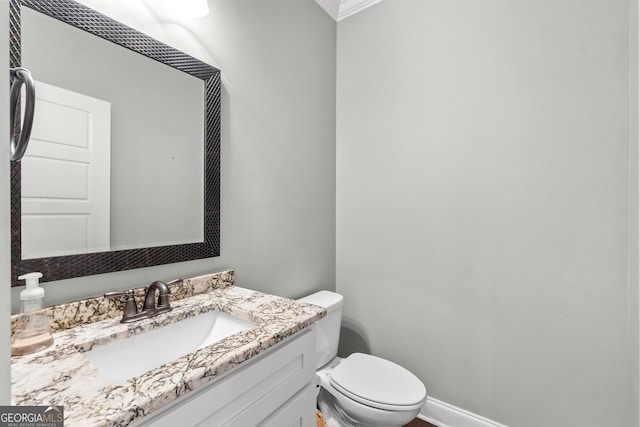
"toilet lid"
329,353,427,411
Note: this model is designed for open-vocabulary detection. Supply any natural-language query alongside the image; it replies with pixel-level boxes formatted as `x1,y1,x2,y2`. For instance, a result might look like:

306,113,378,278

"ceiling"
313,0,384,21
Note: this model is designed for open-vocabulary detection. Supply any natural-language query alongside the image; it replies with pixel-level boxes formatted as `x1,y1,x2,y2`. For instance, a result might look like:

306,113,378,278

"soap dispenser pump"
11,272,54,356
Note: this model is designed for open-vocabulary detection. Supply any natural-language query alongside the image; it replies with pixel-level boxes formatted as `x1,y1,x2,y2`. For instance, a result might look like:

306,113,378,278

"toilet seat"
328,353,427,412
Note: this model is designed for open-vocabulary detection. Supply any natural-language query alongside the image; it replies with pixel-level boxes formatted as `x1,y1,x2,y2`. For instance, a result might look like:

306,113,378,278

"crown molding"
314,0,384,22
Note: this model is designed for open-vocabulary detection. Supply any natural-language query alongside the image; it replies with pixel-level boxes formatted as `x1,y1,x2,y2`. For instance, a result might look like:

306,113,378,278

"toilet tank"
298,290,343,369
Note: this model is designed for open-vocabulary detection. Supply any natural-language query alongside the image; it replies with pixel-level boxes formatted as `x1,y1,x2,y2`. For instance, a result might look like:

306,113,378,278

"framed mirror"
10,0,221,287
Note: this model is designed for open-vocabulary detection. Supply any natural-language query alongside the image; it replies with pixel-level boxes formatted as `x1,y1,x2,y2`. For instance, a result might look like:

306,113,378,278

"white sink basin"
83,311,255,383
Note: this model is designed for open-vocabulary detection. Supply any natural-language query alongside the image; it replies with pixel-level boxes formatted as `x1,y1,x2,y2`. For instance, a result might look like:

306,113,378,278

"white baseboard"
418,397,509,427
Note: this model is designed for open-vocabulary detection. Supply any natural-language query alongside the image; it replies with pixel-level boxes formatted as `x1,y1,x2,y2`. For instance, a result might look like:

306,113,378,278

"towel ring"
9,67,35,162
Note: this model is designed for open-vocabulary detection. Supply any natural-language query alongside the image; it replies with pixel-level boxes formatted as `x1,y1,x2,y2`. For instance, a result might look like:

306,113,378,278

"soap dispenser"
11,272,54,356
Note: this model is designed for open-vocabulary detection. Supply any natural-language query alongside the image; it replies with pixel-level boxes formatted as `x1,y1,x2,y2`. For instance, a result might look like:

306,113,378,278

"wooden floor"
403,418,437,427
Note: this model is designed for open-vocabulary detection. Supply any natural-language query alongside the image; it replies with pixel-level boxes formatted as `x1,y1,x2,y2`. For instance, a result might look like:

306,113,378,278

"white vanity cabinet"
133,327,317,427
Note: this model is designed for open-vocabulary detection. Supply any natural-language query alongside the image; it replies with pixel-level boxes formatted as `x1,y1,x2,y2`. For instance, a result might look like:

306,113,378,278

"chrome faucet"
104,280,173,323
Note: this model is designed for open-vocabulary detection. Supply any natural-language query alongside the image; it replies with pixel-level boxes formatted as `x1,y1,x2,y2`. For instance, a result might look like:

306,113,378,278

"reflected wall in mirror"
10,0,221,287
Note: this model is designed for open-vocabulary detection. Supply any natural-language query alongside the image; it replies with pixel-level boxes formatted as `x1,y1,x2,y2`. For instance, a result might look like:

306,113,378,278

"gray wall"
9,0,337,308
628,0,640,426
629,1,639,425
336,1,636,426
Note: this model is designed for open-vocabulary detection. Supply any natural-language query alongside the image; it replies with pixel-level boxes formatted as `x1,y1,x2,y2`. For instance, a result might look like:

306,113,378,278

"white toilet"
299,291,427,427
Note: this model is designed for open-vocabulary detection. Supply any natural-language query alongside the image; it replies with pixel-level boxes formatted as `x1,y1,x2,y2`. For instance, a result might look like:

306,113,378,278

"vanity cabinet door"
135,328,316,427
260,384,318,427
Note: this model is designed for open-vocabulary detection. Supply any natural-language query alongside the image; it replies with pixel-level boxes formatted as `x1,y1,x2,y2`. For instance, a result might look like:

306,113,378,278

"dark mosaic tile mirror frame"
10,0,221,287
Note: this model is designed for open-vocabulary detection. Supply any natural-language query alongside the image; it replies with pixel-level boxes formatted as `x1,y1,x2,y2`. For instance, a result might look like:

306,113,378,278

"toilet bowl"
298,291,427,427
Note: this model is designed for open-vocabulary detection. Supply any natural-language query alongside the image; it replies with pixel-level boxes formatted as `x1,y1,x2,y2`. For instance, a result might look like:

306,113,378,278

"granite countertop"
11,272,325,427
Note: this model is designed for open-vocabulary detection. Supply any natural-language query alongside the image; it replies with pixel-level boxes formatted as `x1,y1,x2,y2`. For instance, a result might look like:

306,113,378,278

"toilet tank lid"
298,290,343,312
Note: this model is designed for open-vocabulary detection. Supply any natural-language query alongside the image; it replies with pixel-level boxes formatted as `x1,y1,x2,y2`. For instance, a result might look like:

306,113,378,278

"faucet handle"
104,289,134,299
104,290,143,323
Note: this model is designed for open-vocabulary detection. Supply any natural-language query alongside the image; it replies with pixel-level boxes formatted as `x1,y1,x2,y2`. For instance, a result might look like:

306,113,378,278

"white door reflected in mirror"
21,81,111,260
